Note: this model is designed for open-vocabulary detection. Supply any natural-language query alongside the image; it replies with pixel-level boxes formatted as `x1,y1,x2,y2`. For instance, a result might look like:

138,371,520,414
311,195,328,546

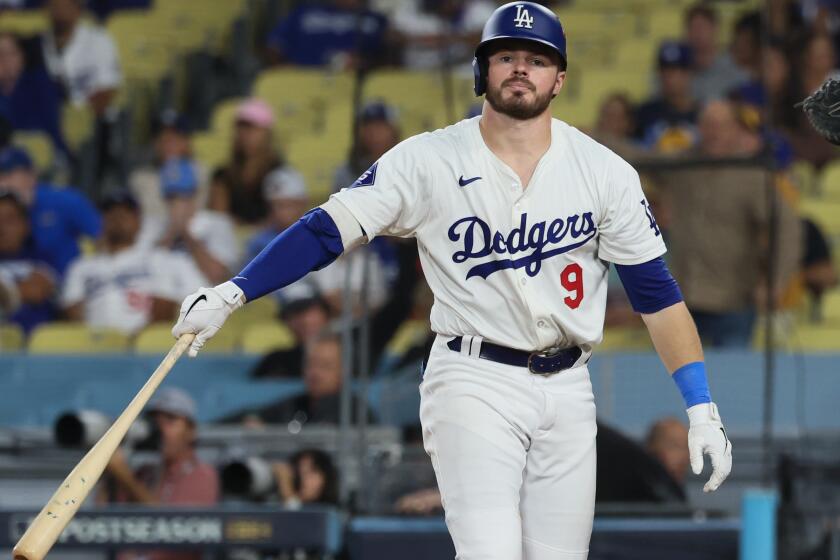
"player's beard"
485,78,553,120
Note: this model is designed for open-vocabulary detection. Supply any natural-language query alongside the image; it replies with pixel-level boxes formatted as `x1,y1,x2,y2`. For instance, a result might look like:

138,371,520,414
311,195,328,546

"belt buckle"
527,348,564,376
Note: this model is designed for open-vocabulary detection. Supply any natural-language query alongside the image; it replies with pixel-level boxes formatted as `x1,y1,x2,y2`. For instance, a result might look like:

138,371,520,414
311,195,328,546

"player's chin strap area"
446,336,588,375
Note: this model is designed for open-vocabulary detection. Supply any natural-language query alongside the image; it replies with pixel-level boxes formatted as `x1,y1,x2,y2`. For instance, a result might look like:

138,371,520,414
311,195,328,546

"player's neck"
478,107,552,160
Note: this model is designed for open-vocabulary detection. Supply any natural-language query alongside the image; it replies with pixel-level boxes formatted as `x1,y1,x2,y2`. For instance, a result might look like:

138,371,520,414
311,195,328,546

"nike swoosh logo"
185,294,207,317
720,427,729,453
458,175,482,187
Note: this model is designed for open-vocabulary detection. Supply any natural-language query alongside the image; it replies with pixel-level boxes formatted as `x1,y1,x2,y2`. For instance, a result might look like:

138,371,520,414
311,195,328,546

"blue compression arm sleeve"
231,208,344,301
614,256,683,314
672,361,712,407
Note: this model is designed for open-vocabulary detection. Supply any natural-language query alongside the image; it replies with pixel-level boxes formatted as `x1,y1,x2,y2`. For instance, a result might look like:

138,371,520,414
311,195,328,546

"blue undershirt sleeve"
231,208,345,302
614,256,683,314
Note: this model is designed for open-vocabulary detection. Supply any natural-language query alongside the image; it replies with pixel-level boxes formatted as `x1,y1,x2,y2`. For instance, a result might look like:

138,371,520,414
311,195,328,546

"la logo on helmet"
514,4,534,28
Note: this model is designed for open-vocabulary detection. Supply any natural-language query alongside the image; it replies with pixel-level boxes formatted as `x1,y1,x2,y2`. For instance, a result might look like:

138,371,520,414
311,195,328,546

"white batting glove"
687,402,732,492
171,281,245,357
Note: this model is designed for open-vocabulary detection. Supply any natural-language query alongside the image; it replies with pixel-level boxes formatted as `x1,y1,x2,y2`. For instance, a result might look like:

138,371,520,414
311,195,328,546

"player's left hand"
687,402,732,492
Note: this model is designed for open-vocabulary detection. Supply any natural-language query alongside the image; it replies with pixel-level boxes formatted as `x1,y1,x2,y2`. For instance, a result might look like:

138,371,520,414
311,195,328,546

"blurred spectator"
391,0,496,70
251,296,332,379
730,12,763,81
140,159,240,285
40,0,121,115
659,99,802,347
129,110,207,218
273,448,339,508
785,33,840,167
0,32,67,155
0,146,100,276
229,331,374,425
102,387,218,560
246,167,309,262
683,3,749,103
209,98,287,224
0,190,56,333
635,41,699,153
61,192,204,333
596,421,687,503
645,417,690,487
266,0,388,70
587,92,648,160
333,101,401,192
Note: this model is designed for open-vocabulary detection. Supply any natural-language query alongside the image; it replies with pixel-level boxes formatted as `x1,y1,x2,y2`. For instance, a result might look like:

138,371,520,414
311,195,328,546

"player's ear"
552,71,566,99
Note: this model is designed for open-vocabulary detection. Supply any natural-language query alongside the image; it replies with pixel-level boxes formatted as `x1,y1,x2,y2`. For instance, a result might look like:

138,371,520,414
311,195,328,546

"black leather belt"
446,336,584,375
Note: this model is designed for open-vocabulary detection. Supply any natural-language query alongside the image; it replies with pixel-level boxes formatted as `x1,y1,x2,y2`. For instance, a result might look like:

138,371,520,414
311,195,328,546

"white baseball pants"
420,335,597,560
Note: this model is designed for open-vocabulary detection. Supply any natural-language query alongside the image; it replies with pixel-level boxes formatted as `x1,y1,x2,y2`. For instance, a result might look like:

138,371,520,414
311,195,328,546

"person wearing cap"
209,98,290,224
0,145,100,276
102,387,218,560
635,40,700,153
144,158,240,285
0,189,57,334
332,101,401,194
128,110,208,218
246,167,310,263
62,191,204,334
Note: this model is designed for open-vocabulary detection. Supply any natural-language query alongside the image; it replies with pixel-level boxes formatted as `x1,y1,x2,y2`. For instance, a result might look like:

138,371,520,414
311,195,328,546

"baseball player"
172,3,732,558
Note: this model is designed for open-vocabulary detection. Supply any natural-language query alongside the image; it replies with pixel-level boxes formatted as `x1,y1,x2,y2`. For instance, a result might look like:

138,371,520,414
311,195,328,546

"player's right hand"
172,281,245,357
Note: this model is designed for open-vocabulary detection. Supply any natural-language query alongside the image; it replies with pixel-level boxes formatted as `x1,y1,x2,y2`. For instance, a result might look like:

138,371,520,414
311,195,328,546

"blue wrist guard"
672,361,712,408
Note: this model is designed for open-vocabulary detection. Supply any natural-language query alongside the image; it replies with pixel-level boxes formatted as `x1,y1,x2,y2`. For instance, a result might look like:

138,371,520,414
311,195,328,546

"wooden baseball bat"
12,333,196,560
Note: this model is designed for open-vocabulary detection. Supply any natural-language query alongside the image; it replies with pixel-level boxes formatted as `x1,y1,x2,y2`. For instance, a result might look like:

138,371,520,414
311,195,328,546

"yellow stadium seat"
384,319,430,355
210,97,244,138
227,297,280,331
153,0,246,53
13,131,53,172
792,160,817,196
598,327,654,351
285,130,352,203
817,159,840,199
821,289,840,324
61,104,94,153
106,13,172,82
362,71,457,136
790,323,840,351
134,322,239,354
0,324,24,351
192,131,230,171
800,198,840,235
0,10,48,34
254,69,354,144
644,10,683,42
240,321,297,354
28,324,130,354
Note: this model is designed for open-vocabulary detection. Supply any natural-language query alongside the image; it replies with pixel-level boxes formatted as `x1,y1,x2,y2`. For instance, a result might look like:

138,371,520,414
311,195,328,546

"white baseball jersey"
330,116,666,352
62,246,205,334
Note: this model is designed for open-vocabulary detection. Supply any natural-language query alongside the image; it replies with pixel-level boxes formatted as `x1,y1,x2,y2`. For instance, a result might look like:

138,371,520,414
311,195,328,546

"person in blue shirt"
266,0,388,69
0,32,68,156
635,41,700,153
0,190,57,334
0,146,100,276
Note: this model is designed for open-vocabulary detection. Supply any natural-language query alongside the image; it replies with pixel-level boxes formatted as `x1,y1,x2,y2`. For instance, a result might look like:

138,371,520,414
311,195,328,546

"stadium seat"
106,12,172,82
192,131,230,171
790,323,840,351
0,324,24,351
791,160,817,197
800,198,840,235
240,321,296,354
61,104,94,153
598,327,654,351
226,297,280,332
28,324,131,354
817,159,840,199
821,289,840,324
0,10,48,34
285,131,352,202
134,322,239,354
13,131,53,172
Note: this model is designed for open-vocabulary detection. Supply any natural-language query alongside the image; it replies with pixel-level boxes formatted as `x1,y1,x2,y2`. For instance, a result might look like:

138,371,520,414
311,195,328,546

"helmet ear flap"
473,55,489,97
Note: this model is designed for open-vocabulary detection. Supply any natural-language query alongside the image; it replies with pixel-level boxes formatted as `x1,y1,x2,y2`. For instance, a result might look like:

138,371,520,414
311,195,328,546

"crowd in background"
0,0,839,524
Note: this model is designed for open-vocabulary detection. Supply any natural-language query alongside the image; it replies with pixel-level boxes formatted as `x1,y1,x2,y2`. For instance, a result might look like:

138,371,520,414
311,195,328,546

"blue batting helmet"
473,2,567,96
